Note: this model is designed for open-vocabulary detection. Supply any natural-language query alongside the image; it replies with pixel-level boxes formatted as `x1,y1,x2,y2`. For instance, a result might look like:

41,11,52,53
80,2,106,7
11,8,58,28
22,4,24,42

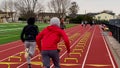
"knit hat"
50,17,60,27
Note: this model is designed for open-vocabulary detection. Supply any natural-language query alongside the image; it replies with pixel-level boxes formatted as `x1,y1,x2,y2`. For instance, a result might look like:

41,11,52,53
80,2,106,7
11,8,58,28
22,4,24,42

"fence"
105,19,120,43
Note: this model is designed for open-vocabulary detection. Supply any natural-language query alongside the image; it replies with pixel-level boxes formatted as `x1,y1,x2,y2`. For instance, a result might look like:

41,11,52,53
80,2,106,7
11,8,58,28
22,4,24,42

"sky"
0,0,120,15
73,0,120,15
42,0,120,15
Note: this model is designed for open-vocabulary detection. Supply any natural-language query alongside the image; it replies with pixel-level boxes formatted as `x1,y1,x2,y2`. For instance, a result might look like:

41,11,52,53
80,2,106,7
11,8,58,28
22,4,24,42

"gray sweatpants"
41,50,60,68
24,41,36,64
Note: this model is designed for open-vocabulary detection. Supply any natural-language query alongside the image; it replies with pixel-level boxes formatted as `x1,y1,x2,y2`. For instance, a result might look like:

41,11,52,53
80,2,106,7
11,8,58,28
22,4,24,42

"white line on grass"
0,28,22,32
0,35,19,40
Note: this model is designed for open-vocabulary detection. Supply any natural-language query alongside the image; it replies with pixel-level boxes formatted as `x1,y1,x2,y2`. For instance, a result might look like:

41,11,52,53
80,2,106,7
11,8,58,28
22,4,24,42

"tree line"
0,0,80,21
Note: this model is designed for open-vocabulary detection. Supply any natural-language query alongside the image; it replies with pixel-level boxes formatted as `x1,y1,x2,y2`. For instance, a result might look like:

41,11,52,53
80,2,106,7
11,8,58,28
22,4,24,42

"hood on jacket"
47,25,61,32
50,17,60,27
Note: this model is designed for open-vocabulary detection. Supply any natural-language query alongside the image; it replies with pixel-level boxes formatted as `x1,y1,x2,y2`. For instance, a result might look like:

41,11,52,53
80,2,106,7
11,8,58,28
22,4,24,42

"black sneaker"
28,64,32,68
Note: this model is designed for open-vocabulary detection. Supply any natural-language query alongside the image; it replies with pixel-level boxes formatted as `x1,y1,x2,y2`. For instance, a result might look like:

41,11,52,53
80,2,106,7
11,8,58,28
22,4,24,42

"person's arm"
36,30,44,52
20,27,25,42
35,25,39,35
61,30,70,53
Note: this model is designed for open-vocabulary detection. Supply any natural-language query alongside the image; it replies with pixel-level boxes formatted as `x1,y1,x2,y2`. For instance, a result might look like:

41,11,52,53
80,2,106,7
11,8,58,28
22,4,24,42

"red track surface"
0,25,118,68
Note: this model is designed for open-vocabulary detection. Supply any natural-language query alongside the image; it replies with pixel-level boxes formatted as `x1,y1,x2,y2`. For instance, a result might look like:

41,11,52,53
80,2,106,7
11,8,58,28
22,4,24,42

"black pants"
41,50,60,68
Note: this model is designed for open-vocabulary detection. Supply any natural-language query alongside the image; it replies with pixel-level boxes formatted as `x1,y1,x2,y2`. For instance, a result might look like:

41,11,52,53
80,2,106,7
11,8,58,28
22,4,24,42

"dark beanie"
27,17,35,25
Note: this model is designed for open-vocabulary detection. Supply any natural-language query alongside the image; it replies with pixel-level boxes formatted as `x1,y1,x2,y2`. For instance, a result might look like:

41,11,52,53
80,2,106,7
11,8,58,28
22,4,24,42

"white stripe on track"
0,44,23,52
101,27,116,68
17,54,40,68
81,26,96,68
102,35,116,68
0,50,25,62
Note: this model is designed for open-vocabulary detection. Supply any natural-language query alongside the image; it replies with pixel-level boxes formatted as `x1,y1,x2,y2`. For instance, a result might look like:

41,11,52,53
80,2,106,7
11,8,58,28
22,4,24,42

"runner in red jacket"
36,17,70,68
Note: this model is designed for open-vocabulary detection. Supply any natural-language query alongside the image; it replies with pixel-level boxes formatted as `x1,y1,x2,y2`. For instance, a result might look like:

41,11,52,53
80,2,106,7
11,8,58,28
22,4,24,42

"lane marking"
17,54,40,68
86,64,112,67
81,26,96,68
60,63,80,66
0,40,21,46
101,27,116,68
0,44,23,52
0,50,24,62
64,58,78,63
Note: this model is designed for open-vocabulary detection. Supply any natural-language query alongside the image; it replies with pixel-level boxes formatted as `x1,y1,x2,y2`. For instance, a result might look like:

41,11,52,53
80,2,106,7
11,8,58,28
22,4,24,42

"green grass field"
0,23,77,45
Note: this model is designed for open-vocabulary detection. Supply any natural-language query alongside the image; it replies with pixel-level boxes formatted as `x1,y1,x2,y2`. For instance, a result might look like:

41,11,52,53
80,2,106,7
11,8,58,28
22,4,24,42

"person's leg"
29,42,36,57
49,50,60,68
41,51,50,68
24,41,31,68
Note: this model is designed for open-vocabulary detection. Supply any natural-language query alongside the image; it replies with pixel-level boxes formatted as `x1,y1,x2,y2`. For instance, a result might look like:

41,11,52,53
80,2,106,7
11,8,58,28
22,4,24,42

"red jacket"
36,25,70,53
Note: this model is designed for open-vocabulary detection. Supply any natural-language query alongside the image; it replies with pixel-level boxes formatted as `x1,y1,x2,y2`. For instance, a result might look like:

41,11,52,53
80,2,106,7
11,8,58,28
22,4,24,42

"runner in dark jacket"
20,17,39,68
60,18,66,30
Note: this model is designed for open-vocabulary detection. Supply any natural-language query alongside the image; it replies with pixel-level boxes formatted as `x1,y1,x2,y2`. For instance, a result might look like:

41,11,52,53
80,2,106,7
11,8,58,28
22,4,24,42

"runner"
20,17,39,68
36,17,70,68
60,18,66,30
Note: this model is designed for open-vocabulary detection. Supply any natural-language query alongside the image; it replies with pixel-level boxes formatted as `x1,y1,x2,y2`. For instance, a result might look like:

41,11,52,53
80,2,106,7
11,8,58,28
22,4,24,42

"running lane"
82,25,118,68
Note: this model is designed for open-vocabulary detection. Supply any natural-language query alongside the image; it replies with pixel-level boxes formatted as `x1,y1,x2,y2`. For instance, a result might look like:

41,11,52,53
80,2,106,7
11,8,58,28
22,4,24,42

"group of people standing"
20,17,69,68
81,20,94,27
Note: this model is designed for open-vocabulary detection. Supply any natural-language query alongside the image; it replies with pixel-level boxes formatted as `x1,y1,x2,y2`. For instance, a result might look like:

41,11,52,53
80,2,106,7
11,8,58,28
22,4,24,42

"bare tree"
47,2,53,12
14,0,44,19
69,1,79,18
0,1,5,11
48,0,71,18
0,0,14,12
0,0,15,22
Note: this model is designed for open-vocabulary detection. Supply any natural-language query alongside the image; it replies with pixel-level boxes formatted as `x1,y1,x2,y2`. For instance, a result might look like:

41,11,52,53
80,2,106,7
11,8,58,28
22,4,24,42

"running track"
0,24,118,68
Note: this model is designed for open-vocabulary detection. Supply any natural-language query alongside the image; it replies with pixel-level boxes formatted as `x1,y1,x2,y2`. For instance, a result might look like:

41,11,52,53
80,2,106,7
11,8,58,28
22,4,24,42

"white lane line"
0,44,23,52
81,26,96,68
17,54,40,68
101,27,116,68
0,40,21,46
0,50,25,62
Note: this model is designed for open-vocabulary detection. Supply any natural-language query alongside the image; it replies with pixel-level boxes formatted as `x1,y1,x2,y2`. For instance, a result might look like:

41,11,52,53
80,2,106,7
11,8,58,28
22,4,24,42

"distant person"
81,21,86,27
84,21,88,27
20,17,39,68
60,18,66,30
36,17,70,68
89,20,94,28
90,20,93,26
81,21,84,26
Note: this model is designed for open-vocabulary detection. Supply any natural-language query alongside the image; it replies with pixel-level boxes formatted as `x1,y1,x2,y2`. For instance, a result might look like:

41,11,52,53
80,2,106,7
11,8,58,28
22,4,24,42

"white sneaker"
24,48,29,58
